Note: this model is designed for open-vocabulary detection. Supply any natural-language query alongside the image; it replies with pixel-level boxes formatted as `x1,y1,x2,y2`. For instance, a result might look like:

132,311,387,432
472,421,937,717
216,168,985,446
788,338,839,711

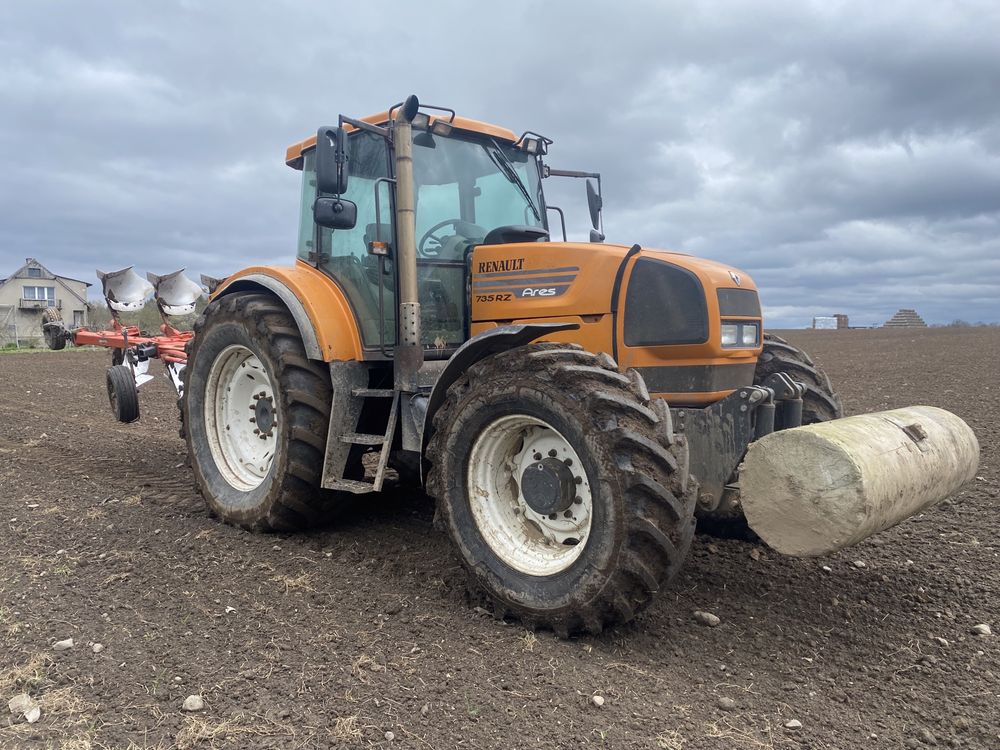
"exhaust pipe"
393,94,423,392
740,406,980,556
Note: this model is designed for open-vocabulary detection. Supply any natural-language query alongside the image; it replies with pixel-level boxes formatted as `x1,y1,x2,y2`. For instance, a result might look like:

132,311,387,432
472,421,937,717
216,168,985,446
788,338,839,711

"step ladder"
324,387,398,494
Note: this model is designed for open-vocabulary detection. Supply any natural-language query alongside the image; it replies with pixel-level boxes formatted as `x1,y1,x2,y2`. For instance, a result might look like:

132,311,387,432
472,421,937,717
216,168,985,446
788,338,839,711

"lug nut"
548,449,557,458
573,496,582,505
533,452,542,461
249,417,256,423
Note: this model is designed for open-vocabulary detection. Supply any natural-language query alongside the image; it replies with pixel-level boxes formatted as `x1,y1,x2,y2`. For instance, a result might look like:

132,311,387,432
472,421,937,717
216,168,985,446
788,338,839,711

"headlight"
721,320,759,348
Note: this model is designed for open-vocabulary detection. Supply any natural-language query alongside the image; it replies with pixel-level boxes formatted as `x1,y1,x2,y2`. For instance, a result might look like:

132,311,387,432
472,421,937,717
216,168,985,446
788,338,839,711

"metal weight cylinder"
741,406,980,556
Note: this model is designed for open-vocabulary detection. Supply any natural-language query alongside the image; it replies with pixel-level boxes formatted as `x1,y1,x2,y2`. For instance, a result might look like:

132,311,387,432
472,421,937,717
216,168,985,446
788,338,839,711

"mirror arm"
546,206,568,242
339,114,389,139
544,168,600,179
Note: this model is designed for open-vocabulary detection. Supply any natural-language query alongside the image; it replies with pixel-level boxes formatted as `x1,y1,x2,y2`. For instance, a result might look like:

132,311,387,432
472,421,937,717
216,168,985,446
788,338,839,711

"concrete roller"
741,406,980,557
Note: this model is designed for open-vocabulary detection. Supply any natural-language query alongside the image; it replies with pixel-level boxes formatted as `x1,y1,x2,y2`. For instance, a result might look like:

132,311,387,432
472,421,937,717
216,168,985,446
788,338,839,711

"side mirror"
315,125,349,195
586,179,602,230
314,197,357,230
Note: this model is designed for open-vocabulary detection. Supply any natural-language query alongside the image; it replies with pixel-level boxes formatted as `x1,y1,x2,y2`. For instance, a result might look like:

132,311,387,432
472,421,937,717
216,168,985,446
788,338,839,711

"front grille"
624,258,708,346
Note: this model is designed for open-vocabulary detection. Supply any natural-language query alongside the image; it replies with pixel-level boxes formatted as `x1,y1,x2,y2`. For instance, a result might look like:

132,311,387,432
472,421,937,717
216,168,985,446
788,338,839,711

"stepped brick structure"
884,309,927,327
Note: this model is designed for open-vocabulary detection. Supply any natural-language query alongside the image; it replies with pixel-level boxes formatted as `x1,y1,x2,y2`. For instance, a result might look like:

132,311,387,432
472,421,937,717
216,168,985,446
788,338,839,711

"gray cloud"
1,0,997,326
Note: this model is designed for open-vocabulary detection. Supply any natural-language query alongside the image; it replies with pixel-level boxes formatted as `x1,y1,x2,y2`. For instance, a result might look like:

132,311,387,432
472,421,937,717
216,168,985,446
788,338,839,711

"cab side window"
297,132,395,347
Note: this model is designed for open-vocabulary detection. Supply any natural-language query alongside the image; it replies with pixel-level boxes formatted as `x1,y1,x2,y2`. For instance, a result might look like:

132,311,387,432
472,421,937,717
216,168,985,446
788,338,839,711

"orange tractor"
48,96,978,635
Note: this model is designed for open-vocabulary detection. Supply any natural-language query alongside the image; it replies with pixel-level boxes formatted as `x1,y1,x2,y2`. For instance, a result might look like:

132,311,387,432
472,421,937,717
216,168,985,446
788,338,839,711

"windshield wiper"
486,139,541,222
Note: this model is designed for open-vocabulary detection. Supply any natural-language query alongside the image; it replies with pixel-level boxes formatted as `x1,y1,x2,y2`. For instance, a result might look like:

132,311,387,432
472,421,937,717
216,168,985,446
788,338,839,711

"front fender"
420,322,579,473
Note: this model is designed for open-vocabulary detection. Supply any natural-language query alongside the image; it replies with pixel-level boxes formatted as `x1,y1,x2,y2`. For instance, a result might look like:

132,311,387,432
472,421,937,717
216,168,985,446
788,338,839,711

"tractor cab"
285,108,563,360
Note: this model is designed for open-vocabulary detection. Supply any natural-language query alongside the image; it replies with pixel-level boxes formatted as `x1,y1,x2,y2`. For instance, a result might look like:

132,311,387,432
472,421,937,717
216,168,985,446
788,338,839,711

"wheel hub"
520,458,577,515
253,394,275,436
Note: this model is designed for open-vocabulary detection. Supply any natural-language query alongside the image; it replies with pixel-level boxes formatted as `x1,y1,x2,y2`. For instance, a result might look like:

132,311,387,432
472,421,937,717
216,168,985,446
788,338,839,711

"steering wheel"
418,219,466,258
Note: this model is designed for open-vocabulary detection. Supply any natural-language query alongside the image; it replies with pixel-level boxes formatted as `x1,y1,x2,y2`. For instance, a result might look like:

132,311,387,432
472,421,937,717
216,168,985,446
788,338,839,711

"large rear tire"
182,293,349,531
426,343,695,636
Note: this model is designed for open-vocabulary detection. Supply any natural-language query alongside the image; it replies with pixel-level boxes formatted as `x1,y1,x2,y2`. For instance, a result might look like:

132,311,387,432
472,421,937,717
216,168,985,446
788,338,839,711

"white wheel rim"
204,344,278,491
467,414,593,576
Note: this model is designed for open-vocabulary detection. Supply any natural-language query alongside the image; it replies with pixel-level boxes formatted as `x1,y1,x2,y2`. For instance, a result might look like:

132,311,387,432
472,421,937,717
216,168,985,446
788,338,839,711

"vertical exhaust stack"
394,94,423,392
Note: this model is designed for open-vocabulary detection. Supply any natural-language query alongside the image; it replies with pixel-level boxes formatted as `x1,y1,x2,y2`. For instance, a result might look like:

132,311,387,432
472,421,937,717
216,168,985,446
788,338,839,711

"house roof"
1,258,92,306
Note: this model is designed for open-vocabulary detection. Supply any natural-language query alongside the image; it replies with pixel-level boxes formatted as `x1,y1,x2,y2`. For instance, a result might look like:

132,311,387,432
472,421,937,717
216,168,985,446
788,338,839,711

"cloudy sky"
2,0,998,326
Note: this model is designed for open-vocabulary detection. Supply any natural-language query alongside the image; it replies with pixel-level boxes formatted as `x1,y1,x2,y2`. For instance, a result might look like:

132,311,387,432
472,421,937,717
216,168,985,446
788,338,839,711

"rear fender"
213,263,363,362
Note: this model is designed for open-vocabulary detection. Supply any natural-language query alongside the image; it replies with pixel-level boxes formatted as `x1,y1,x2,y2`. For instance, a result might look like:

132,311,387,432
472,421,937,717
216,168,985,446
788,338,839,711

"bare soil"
1,327,998,749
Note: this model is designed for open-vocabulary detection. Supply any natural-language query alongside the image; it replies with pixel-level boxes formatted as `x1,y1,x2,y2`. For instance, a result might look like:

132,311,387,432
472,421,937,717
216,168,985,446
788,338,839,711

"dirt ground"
1,327,997,750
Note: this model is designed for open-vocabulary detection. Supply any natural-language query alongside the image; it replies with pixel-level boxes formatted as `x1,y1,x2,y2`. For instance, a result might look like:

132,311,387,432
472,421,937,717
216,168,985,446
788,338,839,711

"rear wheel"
182,293,352,531
426,343,695,636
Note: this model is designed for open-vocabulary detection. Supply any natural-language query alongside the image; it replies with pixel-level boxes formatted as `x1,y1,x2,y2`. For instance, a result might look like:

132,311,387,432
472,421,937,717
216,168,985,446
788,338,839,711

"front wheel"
426,343,695,636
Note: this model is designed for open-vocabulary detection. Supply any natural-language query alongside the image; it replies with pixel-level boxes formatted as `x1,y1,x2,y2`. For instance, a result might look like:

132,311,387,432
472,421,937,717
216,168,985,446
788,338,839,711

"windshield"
411,133,545,259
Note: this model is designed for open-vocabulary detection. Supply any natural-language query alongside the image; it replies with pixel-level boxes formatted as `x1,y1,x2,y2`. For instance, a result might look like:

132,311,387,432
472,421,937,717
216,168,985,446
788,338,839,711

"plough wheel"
41,307,66,351
106,365,140,423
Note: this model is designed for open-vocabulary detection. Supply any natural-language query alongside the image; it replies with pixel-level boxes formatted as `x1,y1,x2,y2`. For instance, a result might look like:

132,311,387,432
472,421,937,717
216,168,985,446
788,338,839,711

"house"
0,258,91,346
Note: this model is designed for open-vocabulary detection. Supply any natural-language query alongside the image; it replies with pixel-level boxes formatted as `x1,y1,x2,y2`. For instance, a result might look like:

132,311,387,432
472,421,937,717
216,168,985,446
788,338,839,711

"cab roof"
285,110,518,170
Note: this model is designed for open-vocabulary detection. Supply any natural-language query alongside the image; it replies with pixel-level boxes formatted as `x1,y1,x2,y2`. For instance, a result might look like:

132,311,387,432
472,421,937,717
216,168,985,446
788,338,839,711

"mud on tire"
182,293,343,532
426,343,696,637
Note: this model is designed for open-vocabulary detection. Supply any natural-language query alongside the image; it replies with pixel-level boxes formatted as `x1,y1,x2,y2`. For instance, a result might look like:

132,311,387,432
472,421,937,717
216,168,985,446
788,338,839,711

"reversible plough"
42,267,207,422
